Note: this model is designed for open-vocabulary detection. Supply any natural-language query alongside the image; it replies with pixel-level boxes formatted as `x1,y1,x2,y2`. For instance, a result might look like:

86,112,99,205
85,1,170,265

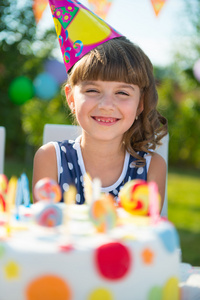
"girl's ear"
65,85,75,111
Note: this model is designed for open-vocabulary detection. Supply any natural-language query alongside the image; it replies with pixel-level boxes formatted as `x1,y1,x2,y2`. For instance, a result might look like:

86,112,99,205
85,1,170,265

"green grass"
168,167,200,266
168,167,200,231
3,159,200,266
177,229,200,266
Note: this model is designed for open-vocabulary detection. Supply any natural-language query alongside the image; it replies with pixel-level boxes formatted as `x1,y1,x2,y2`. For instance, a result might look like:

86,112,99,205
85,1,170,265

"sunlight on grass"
168,168,200,232
168,167,200,266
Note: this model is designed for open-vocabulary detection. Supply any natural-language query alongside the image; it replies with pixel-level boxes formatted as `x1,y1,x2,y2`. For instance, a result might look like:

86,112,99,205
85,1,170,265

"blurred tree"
157,74,200,169
155,0,200,169
0,0,64,161
21,94,73,148
0,0,36,159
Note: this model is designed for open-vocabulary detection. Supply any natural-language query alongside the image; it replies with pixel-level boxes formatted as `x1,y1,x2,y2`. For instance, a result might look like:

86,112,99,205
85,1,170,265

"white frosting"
0,204,180,300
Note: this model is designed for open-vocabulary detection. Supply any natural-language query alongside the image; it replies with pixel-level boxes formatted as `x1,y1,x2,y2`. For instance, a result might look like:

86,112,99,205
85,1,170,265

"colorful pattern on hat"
48,0,122,72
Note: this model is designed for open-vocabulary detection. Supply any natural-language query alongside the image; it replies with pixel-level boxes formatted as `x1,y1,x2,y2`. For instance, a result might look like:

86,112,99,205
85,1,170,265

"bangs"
67,37,150,89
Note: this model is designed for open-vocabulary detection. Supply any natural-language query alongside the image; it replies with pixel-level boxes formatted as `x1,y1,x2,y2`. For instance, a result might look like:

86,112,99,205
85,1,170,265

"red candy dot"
59,244,74,252
95,242,131,280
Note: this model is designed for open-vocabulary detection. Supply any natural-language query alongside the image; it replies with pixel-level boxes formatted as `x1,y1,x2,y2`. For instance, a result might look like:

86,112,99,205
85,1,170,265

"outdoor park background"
1,0,200,265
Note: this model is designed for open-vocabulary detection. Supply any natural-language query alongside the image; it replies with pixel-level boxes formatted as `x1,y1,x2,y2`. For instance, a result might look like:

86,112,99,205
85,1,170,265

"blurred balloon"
33,0,48,23
193,59,200,82
87,0,113,20
9,76,34,105
44,59,67,85
33,72,59,100
150,0,167,17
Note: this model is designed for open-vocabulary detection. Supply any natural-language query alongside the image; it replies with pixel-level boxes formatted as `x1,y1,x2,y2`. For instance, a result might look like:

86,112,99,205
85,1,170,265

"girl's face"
67,80,143,143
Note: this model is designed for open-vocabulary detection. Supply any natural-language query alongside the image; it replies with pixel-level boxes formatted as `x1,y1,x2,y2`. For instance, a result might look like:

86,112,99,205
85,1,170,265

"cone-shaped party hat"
48,0,122,72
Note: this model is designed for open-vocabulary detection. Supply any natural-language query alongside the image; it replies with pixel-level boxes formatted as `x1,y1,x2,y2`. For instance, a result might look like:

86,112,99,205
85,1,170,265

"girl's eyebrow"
118,84,136,91
80,81,99,87
80,81,136,91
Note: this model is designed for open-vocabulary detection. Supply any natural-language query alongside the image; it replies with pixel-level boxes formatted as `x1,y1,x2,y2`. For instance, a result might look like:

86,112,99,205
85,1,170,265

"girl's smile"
91,116,120,126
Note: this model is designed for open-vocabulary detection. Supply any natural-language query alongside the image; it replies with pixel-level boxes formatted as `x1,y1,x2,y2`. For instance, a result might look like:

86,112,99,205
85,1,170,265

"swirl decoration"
35,204,63,227
73,40,84,57
0,194,6,212
34,177,62,203
59,35,64,47
64,47,72,63
59,28,69,47
89,194,117,233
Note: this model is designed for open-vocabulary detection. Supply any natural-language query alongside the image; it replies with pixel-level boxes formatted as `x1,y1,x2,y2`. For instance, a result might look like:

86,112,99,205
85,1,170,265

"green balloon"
9,76,34,105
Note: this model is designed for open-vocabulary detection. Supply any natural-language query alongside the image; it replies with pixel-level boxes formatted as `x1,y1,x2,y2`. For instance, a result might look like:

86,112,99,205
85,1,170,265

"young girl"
32,36,168,210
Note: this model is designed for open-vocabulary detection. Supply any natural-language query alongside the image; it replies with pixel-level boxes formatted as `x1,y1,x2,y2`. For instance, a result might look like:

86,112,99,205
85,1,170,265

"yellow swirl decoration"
53,17,62,37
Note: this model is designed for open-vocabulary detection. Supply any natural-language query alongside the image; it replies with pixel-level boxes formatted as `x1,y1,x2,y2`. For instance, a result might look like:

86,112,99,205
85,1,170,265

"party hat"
48,0,122,72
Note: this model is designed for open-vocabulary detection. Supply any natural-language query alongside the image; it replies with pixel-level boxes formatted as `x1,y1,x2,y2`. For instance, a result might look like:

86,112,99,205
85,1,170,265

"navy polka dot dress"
53,137,151,204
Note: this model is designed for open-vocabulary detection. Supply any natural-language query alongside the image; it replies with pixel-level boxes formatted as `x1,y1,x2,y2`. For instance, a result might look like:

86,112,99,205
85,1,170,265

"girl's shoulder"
149,152,166,168
32,143,58,198
147,152,167,206
33,139,78,175
34,142,56,162
148,152,167,181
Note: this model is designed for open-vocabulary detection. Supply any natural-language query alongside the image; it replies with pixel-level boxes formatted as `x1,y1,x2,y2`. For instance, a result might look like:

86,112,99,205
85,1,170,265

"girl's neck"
80,134,125,187
80,133,124,158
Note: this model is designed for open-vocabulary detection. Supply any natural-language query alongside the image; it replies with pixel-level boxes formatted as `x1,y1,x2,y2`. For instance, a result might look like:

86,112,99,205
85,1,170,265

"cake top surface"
0,175,179,254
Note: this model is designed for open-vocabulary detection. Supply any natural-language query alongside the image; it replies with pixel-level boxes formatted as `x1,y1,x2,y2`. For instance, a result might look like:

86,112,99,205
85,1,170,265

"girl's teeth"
96,118,115,123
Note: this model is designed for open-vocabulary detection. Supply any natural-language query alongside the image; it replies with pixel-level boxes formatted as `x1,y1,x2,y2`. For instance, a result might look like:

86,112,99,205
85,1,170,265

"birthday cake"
0,176,181,300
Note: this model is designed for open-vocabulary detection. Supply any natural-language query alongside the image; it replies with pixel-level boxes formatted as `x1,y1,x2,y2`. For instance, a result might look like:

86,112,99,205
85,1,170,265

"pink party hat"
48,0,122,72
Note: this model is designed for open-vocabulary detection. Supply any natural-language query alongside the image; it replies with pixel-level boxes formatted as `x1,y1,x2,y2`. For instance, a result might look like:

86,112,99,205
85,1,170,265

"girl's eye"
117,91,129,96
86,89,99,93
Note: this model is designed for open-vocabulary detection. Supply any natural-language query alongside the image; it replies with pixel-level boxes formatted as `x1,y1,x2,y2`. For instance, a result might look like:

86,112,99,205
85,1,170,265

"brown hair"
66,36,168,165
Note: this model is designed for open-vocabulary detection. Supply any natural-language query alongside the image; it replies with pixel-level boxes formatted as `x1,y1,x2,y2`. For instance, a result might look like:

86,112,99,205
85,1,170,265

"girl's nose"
98,94,115,110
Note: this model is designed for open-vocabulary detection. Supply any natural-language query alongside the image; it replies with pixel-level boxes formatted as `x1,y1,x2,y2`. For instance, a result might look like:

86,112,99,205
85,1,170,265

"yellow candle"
6,176,18,235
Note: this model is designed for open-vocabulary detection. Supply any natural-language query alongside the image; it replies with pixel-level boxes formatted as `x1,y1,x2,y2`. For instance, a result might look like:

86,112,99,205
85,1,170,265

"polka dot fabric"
57,139,148,203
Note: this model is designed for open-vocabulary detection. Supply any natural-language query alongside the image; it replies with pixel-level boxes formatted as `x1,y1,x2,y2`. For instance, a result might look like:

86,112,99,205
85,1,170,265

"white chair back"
155,134,169,217
43,124,169,217
0,126,6,174
43,124,82,144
